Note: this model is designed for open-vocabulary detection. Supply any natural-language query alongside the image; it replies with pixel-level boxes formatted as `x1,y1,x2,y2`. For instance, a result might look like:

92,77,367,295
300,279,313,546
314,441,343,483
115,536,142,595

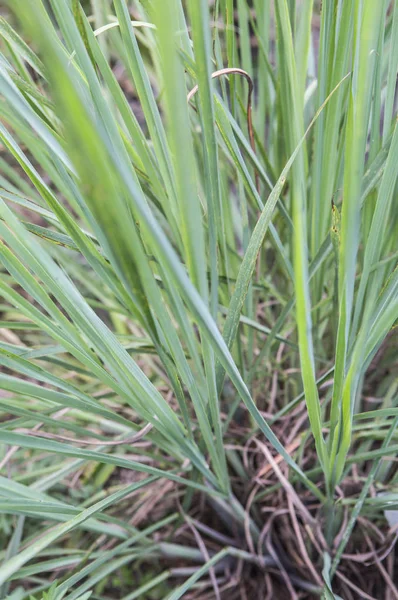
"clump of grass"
0,0,397,598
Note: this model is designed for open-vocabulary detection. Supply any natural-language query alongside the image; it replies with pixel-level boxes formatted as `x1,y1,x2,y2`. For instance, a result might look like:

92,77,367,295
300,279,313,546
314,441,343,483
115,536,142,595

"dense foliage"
0,0,397,597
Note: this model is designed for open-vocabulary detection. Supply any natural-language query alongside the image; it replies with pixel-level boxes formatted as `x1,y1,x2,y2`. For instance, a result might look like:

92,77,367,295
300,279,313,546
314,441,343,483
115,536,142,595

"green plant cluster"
0,0,397,598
